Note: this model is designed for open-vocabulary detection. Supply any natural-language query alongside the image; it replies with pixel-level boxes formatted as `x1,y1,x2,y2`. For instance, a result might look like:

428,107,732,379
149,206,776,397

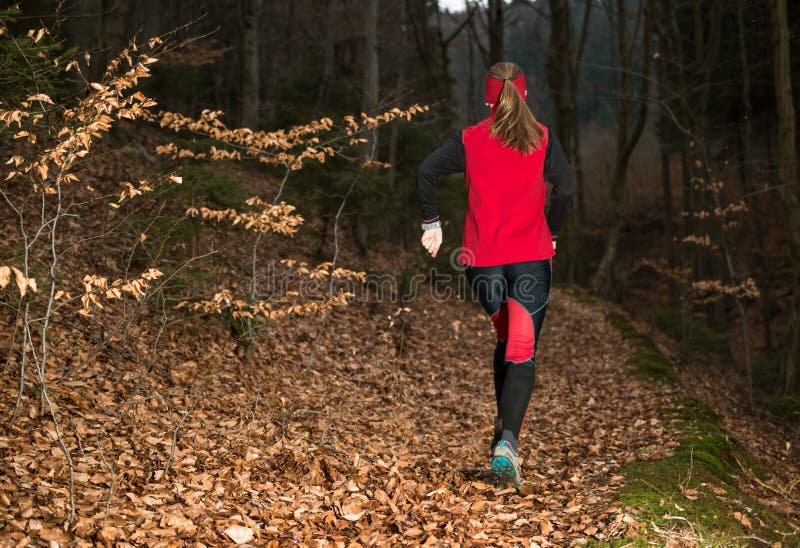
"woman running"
415,61,575,489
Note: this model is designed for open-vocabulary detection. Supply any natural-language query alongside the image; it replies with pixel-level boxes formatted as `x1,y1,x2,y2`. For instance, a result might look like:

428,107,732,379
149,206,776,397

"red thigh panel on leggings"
504,298,535,363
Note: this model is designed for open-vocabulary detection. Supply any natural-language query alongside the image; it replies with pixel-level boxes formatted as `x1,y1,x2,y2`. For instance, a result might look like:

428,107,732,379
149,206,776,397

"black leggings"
466,258,552,441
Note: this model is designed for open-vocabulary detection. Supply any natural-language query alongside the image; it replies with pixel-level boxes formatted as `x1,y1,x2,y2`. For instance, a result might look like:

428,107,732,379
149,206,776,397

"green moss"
604,312,795,546
606,311,677,383
670,397,719,423
617,413,791,546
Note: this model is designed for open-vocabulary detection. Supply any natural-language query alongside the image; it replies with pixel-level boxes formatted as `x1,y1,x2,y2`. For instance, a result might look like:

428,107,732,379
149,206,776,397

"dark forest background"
3,0,799,409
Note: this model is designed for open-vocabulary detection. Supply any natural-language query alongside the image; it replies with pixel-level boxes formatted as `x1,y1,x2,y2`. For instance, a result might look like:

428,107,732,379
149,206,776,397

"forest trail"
3,0,800,544
0,287,794,545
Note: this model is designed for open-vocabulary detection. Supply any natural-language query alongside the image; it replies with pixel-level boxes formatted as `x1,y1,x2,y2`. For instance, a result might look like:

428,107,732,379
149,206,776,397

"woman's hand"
552,239,557,253
421,227,443,258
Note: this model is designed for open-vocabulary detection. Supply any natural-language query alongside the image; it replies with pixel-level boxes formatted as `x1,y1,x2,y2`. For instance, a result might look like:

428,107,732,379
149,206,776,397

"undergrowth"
605,310,798,547
651,305,730,358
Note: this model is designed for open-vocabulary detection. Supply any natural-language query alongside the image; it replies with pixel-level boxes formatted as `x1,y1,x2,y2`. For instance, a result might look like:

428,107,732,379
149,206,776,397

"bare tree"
545,0,592,284
546,0,592,225
362,0,380,122
771,0,800,393
655,21,676,305
388,1,408,192
407,0,470,106
737,0,773,355
592,0,653,294
239,0,264,127
314,0,339,116
487,0,504,64
354,0,380,256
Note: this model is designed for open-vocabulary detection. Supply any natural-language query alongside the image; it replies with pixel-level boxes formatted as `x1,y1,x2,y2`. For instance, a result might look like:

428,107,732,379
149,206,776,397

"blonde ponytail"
488,62,544,154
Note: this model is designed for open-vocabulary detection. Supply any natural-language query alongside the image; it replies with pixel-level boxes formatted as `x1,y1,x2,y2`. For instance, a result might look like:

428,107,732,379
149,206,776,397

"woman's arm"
415,130,466,229
416,131,466,258
543,130,575,244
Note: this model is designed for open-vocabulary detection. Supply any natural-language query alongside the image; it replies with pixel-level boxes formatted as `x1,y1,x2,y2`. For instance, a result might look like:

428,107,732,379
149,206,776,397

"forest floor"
1,275,798,546
0,131,797,546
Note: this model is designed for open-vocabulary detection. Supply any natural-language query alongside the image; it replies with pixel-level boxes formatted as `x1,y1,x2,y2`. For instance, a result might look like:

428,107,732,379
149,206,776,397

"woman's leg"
491,316,508,448
465,265,508,412
497,259,552,449
491,309,508,411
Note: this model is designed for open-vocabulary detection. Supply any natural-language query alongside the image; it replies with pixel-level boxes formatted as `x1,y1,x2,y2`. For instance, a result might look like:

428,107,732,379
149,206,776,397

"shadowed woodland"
0,0,798,545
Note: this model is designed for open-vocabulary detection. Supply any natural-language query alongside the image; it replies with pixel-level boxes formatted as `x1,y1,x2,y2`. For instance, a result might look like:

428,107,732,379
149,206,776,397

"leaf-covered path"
292,288,680,545
272,289,680,545
2,287,699,545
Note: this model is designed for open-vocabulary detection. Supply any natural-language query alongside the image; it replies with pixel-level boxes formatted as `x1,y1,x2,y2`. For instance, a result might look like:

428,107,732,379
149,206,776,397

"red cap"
484,73,526,105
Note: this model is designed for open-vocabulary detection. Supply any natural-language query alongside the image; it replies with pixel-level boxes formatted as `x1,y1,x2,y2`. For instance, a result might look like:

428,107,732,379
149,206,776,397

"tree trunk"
695,0,725,325
546,0,572,152
659,0,697,283
355,0,380,257
658,125,676,304
487,0,504,65
408,0,439,95
466,0,477,124
546,0,591,284
387,1,407,193
547,0,592,224
240,0,264,128
62,0,104,81
656,31,676,304
362,0,379,119
547,0,591,283
568,0,591,226
737,0,773,356
313,0,339,116
771,0,800,393
102,0,132,73
591,0,653,294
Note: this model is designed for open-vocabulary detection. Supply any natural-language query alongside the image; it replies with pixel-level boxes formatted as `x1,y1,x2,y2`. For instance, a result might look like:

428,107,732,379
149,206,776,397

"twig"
307,128,379,368
164,400,197,476
25,319,77,522
9,299,29,423
1,305,21,376
64,250,217,379
243,392,261,453
307,158,372,368
734,454,800,505
240,164,293,367
272,163,292,205
96,431,116,531
684,443,694,488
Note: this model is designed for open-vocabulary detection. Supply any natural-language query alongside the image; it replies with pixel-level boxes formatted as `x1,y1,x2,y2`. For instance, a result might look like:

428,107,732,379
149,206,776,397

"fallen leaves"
224,524,254,544
733,511,753,529
681,488,701,500
337,500,366,522
1,279,796,545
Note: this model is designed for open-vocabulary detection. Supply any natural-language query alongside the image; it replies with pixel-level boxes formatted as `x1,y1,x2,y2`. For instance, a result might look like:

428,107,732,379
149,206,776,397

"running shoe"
491,439,522,489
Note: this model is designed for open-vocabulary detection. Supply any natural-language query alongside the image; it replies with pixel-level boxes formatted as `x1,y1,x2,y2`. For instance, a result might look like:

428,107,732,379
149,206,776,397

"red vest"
459,118,554,267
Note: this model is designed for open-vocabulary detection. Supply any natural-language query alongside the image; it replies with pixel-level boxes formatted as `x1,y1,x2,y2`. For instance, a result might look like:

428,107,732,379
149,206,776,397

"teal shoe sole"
491,455,518,487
